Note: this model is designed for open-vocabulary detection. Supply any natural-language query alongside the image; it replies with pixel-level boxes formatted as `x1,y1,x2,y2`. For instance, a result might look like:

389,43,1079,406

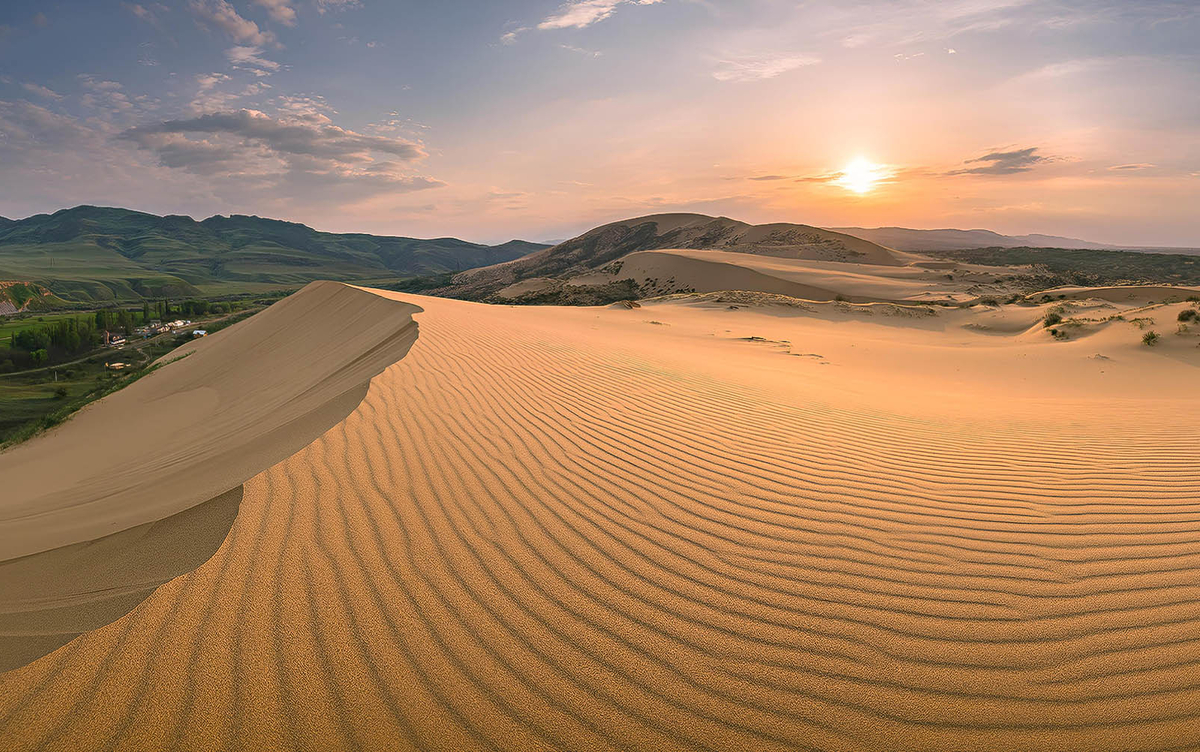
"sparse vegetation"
1143,331,1160,346
1178,308,1198,322
926,246,1200,290
1043,311,1063,328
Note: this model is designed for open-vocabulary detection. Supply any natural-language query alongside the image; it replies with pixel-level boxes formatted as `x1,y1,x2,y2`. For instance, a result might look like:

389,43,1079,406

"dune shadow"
0,485,244,673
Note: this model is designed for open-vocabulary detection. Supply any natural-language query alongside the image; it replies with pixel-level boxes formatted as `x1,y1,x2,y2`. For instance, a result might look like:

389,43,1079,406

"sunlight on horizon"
835,157,887,195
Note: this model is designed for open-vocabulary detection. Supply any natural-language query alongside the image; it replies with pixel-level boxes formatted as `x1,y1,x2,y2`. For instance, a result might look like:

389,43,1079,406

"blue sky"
0,0,1197,245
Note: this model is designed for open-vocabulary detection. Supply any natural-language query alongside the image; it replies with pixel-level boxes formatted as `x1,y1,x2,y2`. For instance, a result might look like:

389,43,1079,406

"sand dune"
444,213,912,300
599,248,985,302
1029,284,1200,304
0,281,421,671
3,284,1200,750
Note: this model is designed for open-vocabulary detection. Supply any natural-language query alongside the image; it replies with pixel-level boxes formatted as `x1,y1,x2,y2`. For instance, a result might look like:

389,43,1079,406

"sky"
0,0,1197,246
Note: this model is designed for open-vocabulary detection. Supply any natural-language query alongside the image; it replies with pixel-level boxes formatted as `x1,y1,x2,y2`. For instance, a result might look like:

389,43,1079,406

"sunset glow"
835,158,887,195
0,1,1196,246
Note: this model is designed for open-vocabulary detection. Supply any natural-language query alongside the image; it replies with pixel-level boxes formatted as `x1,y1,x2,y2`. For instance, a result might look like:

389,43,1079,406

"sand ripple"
2,290,1199,751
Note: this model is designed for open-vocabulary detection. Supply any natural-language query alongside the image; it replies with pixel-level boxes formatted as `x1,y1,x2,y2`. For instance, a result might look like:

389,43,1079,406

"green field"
0,311,85,342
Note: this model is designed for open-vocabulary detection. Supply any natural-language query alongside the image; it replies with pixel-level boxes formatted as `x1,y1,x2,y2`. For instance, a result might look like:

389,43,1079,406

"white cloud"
503,0,660,40
500,27,529,44
188,0,277,47
538,0,662,30
253,0,296,25
77,75,137,115
560,44,603,57
225,45,282,74
712,53,820,82
315,0,361,14
21,82,63,101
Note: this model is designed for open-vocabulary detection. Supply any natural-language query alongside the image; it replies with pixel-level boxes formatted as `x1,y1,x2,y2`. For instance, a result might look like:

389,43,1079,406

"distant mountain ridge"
0,206,547,303
438,213,908,301
827,226,1122,252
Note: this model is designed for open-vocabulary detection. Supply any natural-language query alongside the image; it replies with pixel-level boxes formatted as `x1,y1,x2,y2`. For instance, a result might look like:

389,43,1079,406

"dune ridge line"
0,281,422,672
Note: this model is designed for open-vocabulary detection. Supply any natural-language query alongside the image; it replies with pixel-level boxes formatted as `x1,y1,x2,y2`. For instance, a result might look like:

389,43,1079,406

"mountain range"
0,206,546,304
828,226,1126,252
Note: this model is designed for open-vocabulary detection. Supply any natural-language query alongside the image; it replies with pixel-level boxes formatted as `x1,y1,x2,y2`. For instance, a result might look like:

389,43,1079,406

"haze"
0,0,1197,245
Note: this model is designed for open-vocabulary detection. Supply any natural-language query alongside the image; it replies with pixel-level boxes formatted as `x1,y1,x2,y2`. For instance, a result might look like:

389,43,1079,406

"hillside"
830,226,1115,252
0,206,546,303
437,213,909,301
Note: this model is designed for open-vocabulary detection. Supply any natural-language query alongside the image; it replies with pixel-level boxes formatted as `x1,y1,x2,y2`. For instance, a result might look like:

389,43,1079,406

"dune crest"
0,281,421,671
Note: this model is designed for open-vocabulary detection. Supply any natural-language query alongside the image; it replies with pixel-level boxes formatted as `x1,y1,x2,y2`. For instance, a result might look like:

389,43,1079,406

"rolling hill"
829,226,1117,252
436,213,911,301
0,206,546,303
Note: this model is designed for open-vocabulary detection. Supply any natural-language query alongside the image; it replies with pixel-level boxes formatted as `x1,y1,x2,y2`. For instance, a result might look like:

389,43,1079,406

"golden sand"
3,283,1200,750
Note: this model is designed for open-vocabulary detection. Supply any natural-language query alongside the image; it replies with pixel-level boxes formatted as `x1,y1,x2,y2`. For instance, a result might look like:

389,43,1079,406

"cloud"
511,0,661,36
196,73,231,92
118,109,442,200
253,0,296,25
225,45,281,74
315,0,361,14
1108,163,1155,171
500,27,529,44
835,0,1035,48
748,175,788,181
78,75,137,115
121,108,426,166
0,100,93,147
21,83,63,101
78,75,125,93
560,44,603,56
122,2,168,27
949,147,1051,175
188,0,277,47
712,53,820,82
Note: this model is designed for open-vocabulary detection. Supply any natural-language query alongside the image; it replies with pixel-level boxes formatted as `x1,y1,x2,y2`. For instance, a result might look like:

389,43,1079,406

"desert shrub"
54,386,68,399
1177,308,1197,322
1043,311,1063,328
1143,331,1160,346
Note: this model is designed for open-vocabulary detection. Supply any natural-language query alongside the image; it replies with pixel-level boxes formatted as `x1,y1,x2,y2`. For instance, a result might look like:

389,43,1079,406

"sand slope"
0,281,421,671
444,213,912,299
3,288,1200,750
603,248,983,302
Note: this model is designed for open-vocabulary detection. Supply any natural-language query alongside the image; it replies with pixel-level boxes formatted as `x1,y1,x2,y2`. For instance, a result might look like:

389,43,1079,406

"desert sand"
593,248,989,302
0,281,420,671
3,279,1200,751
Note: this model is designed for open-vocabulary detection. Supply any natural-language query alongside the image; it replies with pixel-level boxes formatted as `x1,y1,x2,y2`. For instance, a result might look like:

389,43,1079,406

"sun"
835,157,886,194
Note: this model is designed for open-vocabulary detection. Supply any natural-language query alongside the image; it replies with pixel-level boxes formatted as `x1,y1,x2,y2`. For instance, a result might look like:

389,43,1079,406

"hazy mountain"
828,226,1116,252
437,213,905,300
0,206,547,303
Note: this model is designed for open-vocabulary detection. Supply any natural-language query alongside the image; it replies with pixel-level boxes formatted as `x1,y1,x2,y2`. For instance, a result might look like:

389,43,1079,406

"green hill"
0,206,546,303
